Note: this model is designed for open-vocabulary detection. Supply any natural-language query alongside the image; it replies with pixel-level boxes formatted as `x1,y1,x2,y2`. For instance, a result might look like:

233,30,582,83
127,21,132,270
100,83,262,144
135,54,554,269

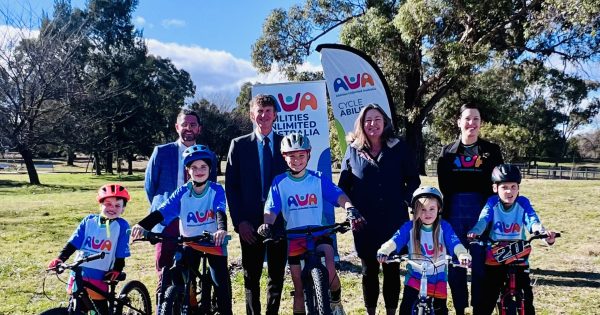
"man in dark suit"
226,94,288,315
144,109,216,310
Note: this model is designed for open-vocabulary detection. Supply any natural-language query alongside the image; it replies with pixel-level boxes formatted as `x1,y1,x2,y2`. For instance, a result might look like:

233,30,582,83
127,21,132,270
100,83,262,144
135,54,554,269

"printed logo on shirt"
84,236,112,251
453,155,482,168
287,193,318,208
422,242,444,256
493,221,521,234
272,92,318,112
186,209,215,224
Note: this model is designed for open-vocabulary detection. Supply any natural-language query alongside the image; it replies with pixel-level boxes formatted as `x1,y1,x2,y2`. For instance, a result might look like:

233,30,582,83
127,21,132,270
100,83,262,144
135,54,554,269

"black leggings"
361,257,401,309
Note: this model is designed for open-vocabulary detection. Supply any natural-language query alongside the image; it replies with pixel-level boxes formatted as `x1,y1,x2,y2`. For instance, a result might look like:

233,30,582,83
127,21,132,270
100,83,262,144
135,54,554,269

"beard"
180,131,198,142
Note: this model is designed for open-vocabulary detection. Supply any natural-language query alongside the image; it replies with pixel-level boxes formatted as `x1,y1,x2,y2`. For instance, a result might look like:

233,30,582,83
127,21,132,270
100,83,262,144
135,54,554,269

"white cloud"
161,19,186,29
133,16,146,26
144,38,322,102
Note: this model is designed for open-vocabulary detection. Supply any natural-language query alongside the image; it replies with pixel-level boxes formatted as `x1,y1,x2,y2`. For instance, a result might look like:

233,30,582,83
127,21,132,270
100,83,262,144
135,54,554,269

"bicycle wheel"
39,307,69,315
310,266,332,315
197,274,214,315
161,285,185,315
118,280,152,315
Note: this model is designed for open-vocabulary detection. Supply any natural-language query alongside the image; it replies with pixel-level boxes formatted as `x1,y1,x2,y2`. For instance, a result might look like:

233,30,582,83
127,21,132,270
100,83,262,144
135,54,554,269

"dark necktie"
262,137,272,200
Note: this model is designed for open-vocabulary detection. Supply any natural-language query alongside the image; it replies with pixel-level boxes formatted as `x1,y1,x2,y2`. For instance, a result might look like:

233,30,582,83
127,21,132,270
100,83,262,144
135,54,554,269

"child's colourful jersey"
265,170,343,256
469,195,542,241
389,220,462,299
158,181,228,256
469,195,543,266
67,214,130,296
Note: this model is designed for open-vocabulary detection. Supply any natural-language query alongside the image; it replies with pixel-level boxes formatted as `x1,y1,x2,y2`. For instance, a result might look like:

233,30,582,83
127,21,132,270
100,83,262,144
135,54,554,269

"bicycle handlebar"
47,252,106,274
469,231,561,245
385,254,467,269
133,230,231,245
263,221,351,243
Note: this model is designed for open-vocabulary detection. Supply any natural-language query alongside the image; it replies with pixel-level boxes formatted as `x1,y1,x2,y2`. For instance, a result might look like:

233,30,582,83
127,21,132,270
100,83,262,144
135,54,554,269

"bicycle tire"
161,285,185,315
118,280,152,315
39,307,69,315
310,266,332,315
198,273,217,315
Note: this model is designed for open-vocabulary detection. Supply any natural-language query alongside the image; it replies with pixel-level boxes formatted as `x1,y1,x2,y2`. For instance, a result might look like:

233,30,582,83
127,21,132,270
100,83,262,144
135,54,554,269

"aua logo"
453,155,482,168
333,72,375,93
84,236,112,251
274,93,318,112
287,194,318,208
187,209,215,224
421,242,444,256
493,222,521,234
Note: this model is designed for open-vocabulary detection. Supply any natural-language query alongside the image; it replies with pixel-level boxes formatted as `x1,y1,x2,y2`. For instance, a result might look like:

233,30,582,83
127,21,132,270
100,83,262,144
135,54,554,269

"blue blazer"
145,142,217,214
225,132,287,232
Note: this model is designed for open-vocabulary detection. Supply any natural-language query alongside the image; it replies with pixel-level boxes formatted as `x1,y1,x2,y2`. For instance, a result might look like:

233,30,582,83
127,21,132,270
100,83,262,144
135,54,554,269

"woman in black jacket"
437,103,504,315
339,103,420,315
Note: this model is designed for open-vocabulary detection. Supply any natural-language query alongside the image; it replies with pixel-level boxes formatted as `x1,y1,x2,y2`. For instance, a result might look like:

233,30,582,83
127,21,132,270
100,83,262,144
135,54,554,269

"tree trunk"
93,152,102,175
67,149,76,166
127,154,134,175
105,150,113,174
405,119,426,176
19,147,41,185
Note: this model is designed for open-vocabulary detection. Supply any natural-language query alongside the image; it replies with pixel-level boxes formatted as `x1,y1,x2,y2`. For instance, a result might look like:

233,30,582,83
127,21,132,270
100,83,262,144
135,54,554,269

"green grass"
0,173,599,314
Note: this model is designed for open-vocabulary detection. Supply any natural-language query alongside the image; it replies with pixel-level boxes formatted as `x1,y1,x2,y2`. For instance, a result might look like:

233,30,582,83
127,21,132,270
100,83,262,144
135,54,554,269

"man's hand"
376,252,388,264
257,223,272,238
238,221,257,244
130,224,146,241
213,230,228,246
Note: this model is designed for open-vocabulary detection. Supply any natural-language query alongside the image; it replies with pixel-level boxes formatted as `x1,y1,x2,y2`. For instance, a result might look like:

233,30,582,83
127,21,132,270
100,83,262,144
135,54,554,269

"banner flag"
317,43,395,155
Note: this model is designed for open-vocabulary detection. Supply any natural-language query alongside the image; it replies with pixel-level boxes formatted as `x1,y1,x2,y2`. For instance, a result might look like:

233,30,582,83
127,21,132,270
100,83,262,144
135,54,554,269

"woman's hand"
213,230,228,246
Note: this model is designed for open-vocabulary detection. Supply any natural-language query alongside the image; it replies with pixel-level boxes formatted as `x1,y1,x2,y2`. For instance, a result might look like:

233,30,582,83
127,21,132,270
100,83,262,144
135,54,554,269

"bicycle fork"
499,271,525,315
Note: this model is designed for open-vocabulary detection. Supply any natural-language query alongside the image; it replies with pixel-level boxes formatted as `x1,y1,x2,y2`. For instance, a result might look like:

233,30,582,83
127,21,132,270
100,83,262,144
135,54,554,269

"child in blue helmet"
376,186,471,315
257,132,366,315
131,145,232,315
468,164,557,315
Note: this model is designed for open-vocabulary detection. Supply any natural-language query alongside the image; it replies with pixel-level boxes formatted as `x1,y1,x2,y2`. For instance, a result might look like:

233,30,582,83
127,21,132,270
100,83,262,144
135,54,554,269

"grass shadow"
531,268,600,288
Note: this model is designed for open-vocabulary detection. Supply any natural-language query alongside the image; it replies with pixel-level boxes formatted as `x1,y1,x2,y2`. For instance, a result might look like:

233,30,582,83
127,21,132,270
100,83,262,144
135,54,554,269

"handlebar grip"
84,252,106,262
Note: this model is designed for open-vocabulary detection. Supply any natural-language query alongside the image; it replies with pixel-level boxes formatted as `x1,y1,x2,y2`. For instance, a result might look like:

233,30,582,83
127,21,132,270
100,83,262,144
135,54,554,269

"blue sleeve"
468,197,495,235
518,197,542,233
321,175,344,206
67,215,92,249
145,146,160,204
212,183,227,214
441,220,463,252
390,221,413,252
265,181,282,216
158,185,186,226
115,219,131,258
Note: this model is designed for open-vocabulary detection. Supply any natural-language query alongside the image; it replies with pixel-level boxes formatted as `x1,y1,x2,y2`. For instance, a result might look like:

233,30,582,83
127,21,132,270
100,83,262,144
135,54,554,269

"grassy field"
0,172,599,314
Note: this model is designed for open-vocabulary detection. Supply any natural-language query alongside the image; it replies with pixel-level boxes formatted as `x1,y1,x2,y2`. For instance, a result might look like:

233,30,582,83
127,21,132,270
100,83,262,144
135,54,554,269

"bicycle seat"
103,272,127,282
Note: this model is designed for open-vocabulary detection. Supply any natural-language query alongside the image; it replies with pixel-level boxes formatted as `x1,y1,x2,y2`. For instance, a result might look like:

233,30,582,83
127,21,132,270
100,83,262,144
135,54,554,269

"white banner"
252,81,334,225
317,44,394,155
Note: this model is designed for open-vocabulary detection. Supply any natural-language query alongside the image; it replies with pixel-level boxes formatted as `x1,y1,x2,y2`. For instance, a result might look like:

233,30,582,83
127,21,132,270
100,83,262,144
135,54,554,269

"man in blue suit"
226,94,287,315
144,108,216,309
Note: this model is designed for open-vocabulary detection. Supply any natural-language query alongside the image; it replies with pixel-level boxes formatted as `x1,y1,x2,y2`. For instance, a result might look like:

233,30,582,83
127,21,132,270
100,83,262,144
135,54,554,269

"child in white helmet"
376,186,471,315
257,132,366,315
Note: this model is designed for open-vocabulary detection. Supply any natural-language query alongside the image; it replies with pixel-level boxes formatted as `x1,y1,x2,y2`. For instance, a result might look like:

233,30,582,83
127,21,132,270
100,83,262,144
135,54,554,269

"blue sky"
1,0,338,106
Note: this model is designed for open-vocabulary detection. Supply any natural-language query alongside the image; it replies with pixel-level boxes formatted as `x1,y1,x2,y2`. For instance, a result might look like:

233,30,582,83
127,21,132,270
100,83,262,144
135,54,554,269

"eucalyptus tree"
252,0,600,173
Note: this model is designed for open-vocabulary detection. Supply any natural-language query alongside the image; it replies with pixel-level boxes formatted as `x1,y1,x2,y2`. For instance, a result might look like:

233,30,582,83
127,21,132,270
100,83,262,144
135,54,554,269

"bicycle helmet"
411,186,444,211
491,164,522,184
183,144,215,168
97,183,131,203
280,132,311,154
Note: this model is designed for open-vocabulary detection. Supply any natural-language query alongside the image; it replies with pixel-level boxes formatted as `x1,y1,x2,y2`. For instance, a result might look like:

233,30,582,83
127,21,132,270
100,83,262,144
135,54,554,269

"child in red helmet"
47,183,132,314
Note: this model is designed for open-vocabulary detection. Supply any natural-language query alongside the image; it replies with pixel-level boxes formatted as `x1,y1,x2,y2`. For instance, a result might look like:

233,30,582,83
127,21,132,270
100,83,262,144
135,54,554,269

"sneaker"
330,301,346,315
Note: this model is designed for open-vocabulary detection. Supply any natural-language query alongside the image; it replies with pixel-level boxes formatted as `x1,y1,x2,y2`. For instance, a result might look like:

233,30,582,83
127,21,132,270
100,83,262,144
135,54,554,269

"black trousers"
474,265,535,315
240,235,287,315
360,257,401,309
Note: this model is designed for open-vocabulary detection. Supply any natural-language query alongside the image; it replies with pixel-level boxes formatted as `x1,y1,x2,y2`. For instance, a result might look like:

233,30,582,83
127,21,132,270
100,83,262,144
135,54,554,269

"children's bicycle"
471,232,561,315
265,221,351,315
41,252,152,315
385,254,465,315
134,230,230,315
